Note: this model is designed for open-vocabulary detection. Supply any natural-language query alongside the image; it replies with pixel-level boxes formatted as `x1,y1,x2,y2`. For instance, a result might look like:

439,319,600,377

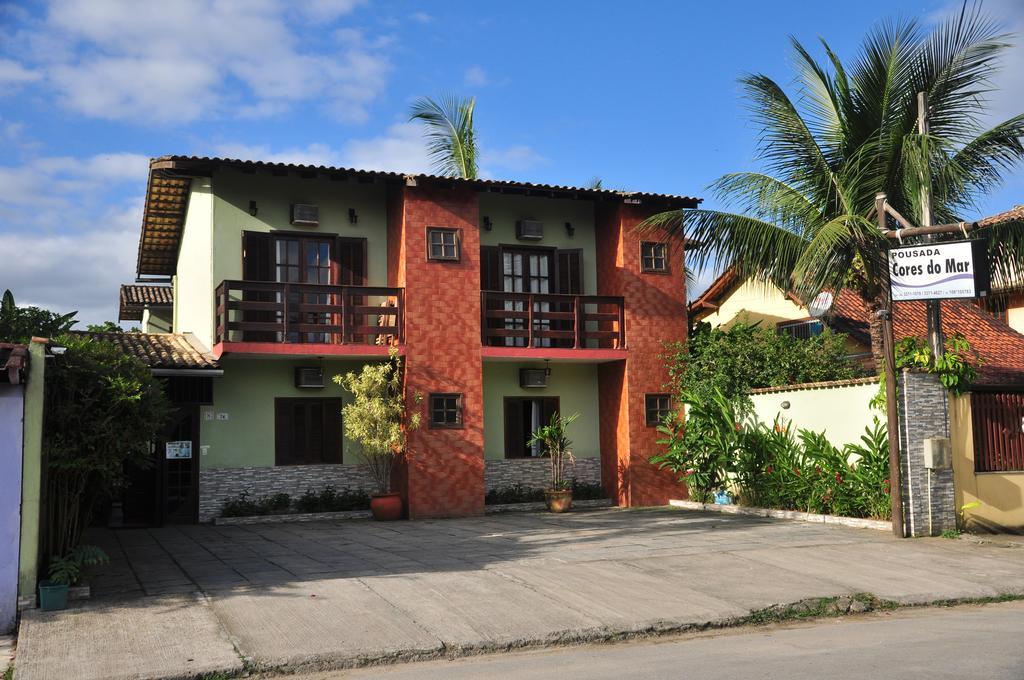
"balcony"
214,280,403,357
480,291,626,361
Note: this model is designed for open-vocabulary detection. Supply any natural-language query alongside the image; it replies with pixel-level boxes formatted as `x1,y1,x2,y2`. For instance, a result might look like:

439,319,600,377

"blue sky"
1,0,1022,325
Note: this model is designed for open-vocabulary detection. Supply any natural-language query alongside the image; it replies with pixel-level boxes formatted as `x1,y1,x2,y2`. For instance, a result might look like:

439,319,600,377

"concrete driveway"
15,508,1024,679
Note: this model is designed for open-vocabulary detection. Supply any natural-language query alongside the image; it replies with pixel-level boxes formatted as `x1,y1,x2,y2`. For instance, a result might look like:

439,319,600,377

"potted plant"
336,348,421,521
39,545,108,611
529,412,580,513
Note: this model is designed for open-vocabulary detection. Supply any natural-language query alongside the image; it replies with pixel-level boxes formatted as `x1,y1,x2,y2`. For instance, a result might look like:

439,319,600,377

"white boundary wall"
748,377,881,448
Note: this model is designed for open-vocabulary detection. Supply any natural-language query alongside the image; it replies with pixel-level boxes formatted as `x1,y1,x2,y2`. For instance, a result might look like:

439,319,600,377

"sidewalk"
14,508,1024,679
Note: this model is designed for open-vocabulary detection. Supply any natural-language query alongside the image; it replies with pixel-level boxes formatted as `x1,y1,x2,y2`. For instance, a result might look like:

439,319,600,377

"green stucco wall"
201,358,377,469
18,340,45,600
478,194,597,294
172,169,390,349
142,307,172,334
482,362,601,460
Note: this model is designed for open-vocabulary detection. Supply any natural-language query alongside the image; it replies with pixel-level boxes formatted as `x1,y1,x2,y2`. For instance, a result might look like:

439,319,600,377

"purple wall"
0,385,24,634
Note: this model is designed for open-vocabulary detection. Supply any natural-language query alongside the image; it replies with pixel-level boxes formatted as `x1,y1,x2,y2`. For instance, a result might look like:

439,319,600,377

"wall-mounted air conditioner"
290,203,319,227
294,367,324,388
519,368,548,388
516,220,544,240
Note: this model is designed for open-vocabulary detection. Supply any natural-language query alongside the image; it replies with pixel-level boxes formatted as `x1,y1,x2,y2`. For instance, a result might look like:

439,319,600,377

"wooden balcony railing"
215,280,403,346
480,291,625,349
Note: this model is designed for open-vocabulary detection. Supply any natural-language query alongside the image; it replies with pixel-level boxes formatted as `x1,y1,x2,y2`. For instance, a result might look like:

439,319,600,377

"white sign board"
165,440,193,460
890,240,988,302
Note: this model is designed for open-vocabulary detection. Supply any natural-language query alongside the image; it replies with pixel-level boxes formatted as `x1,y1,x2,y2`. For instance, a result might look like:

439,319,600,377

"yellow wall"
950,394,1024,531
749,380,882,448
174,177,215,347
1007,306,1024,335
699,279,806,329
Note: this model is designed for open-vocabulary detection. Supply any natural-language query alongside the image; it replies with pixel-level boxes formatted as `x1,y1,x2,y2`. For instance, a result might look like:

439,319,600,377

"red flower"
835,473,843,484
734,423,742,431
683,469,694,477
765,465,773,474
794,468,801,476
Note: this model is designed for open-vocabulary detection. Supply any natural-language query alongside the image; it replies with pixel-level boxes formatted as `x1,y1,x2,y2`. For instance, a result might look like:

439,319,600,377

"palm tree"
642,6,1024,363
409,94,479,179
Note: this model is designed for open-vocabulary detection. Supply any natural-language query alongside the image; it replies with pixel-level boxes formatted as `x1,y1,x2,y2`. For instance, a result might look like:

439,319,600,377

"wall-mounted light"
565,221,575,237
348,208,358,224
781,401,791,410
248,200,258,217
483,216,493,231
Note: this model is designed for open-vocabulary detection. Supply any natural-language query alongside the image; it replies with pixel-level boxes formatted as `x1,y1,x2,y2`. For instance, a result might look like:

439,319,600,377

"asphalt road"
320,601,1024,680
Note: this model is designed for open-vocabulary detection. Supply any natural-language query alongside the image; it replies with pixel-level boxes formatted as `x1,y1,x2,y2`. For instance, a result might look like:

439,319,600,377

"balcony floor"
480,346,627,363
212,341,401,360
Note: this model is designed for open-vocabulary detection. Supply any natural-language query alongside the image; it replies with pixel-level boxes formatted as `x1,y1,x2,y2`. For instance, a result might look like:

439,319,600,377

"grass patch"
741,593,894,625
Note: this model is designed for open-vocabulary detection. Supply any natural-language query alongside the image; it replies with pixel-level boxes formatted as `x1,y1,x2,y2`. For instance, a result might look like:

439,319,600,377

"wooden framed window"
645,394,673,426
429,393,463,428
274,398,342,465
427,228,460,261
640,241,668,273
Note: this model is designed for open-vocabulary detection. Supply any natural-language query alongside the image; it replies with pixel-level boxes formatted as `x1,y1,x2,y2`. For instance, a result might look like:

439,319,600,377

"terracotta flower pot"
370,493,403,521
544,489,573,513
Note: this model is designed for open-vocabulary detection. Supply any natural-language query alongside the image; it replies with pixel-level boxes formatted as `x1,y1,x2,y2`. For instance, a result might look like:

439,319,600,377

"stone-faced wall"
198,465,377,522
484,458,601,492
897,370,956,537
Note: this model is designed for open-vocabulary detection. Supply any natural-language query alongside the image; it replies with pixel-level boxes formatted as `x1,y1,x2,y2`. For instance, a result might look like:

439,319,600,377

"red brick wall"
385,184,410,505
398,183,485,518
596,202,688,506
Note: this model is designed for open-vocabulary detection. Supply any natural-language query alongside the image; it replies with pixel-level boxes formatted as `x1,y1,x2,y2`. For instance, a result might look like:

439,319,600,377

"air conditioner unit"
516,220,544,240
519,368,548,389
290,203,319,227
294,367,324,388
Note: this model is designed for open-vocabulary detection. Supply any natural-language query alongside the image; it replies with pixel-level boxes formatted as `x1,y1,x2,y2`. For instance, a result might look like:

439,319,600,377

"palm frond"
408,94,479,179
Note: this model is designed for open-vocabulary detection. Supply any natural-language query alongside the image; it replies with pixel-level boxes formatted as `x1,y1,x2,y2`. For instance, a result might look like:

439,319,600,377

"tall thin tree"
641,5,1024,363
409,94,479,179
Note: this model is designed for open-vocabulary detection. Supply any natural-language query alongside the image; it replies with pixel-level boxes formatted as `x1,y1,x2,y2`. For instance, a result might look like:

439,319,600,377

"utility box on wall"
923,437,952,470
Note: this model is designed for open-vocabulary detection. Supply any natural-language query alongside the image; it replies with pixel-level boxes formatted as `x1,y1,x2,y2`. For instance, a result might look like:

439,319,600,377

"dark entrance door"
504,397,560,458
157,406,200,525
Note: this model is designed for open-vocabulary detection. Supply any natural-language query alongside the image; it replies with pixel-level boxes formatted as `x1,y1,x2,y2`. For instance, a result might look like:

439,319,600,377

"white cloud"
341,122,433,173
464,65,489,87
212,142,343,168
1,0,390,125
0,152,149,324
409,12,433,23
0,58,41,90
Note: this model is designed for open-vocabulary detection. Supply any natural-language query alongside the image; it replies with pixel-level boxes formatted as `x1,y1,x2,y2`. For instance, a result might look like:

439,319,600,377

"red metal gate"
971,392,1024,472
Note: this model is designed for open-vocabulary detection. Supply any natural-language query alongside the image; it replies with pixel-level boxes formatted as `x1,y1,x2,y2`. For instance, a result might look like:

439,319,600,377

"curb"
668,499,891,531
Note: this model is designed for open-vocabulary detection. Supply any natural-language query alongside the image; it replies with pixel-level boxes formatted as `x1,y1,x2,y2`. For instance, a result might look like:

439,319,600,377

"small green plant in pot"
336,348,421,520
39,545,108,611
529,412,579,513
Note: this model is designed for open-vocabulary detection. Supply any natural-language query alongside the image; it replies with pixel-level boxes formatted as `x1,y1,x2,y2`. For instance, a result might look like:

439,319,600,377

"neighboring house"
114,155,699,522
119,284,173,333
690,268,1024,386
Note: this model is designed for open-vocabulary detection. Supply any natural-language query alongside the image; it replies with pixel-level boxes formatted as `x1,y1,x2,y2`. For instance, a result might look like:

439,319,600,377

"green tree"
665,322,858,411
642,8,1024,364
334,349,421,495
409,94,479,179
0,290,77,343
44,335,171,558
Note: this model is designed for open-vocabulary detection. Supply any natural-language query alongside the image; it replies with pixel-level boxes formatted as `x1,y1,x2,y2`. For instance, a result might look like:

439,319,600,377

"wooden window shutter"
336,238,367,286
242,231,274,281
557,250,583,294
504,398,524,458
481,246,501,291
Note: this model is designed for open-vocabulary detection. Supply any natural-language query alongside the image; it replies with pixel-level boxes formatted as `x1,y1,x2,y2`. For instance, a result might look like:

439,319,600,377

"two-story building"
114,156,698,523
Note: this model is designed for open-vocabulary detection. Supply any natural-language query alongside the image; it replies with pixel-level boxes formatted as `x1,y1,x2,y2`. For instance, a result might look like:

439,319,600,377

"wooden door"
158,407,199,525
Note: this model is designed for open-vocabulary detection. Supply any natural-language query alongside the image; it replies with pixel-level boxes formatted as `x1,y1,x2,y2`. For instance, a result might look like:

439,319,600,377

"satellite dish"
808,292,834,319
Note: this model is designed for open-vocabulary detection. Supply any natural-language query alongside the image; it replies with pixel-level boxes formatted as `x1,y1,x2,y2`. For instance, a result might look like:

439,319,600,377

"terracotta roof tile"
119,285,173,321
74,332,217,370
829,290,1024,387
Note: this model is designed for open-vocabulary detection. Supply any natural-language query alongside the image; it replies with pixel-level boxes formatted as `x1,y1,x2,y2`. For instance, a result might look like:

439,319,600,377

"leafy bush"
571,480,608,500
652,390,891,519
220,491,293,518
47,545,108,586
651,388,742,503
294,486,370,513
664,322,859,408
485,484,546,505
895,333,982,395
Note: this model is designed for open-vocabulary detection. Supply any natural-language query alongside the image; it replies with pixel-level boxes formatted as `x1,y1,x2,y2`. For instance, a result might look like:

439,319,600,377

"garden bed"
668,499,890,531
